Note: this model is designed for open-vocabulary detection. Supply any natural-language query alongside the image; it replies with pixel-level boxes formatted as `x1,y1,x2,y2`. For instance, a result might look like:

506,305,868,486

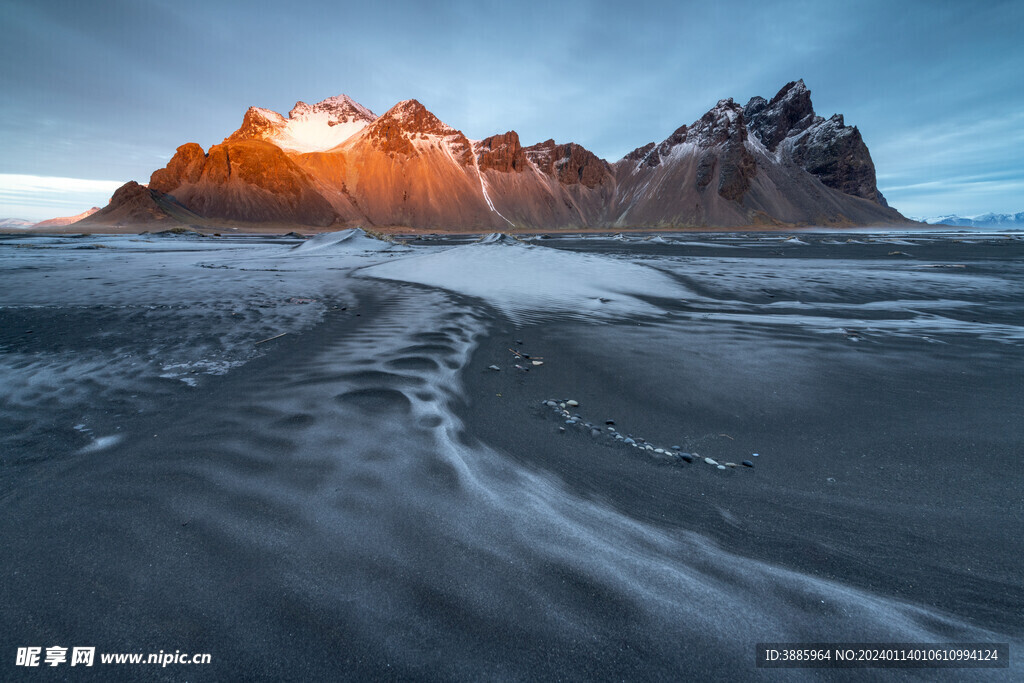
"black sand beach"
1,231,1021,680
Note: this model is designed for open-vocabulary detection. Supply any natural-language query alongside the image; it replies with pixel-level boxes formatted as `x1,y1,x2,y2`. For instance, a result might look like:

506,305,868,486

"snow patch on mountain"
240,95,377,154
0,218,35,229
916,212,1024,228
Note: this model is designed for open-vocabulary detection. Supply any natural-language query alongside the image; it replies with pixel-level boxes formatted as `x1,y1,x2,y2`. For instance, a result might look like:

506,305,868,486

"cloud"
0,174,123,221
883,176,1024,218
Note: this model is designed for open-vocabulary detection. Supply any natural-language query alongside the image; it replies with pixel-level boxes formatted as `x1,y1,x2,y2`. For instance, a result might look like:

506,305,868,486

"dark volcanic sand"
0,231,1021,680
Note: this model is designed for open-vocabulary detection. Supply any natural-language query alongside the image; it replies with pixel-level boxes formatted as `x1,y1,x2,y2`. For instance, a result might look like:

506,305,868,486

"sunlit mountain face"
82,82,910,232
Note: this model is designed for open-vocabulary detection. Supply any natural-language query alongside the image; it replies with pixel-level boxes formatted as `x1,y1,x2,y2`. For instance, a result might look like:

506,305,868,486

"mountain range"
916,212,1024,228
75,80,910,231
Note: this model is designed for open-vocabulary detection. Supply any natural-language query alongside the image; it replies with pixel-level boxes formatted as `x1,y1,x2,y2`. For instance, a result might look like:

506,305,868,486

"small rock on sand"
704,457,718,466
487,365,501,371
742,460,754,468
566,399,579,406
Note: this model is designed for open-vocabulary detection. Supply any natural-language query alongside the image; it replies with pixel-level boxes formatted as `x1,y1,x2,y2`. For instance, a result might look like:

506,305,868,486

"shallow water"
1,231,1021,679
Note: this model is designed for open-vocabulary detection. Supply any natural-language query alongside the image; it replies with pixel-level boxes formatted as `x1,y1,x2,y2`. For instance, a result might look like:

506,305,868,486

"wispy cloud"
0,174,123,221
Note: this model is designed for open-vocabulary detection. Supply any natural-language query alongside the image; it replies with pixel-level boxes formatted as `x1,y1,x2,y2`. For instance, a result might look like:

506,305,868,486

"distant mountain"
0,218,35,229
85,81,911,230
33,207,101,228
917,212,1024,228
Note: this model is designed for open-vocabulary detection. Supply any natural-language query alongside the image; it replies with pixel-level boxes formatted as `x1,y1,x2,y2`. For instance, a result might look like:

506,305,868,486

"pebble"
487,365,501,371
532,360,543,366
539,398,755,477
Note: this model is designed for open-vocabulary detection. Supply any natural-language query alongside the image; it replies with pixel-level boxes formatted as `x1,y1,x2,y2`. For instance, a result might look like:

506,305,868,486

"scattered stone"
532,360,543,366
487,365,501,371
752,453,760,457
538,396,753,476
515,339,523,344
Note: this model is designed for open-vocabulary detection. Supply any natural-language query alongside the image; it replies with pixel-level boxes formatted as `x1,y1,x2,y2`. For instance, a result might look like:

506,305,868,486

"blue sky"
1,0,1021,221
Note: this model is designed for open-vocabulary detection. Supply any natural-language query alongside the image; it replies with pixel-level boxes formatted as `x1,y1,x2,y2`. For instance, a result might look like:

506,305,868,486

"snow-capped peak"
229,95,377,154
288,95,376,124
249,107,287,124
376,99,457,135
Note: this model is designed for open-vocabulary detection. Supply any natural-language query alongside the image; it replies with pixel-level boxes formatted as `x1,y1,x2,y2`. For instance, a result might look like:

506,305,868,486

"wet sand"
1,231,1021,680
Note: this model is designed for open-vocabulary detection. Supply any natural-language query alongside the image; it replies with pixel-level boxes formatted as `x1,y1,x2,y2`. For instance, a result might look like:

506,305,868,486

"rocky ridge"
85,81,910,230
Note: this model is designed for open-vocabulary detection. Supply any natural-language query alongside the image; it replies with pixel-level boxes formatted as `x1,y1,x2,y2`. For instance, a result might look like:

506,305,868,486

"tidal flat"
1,229,1021,680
